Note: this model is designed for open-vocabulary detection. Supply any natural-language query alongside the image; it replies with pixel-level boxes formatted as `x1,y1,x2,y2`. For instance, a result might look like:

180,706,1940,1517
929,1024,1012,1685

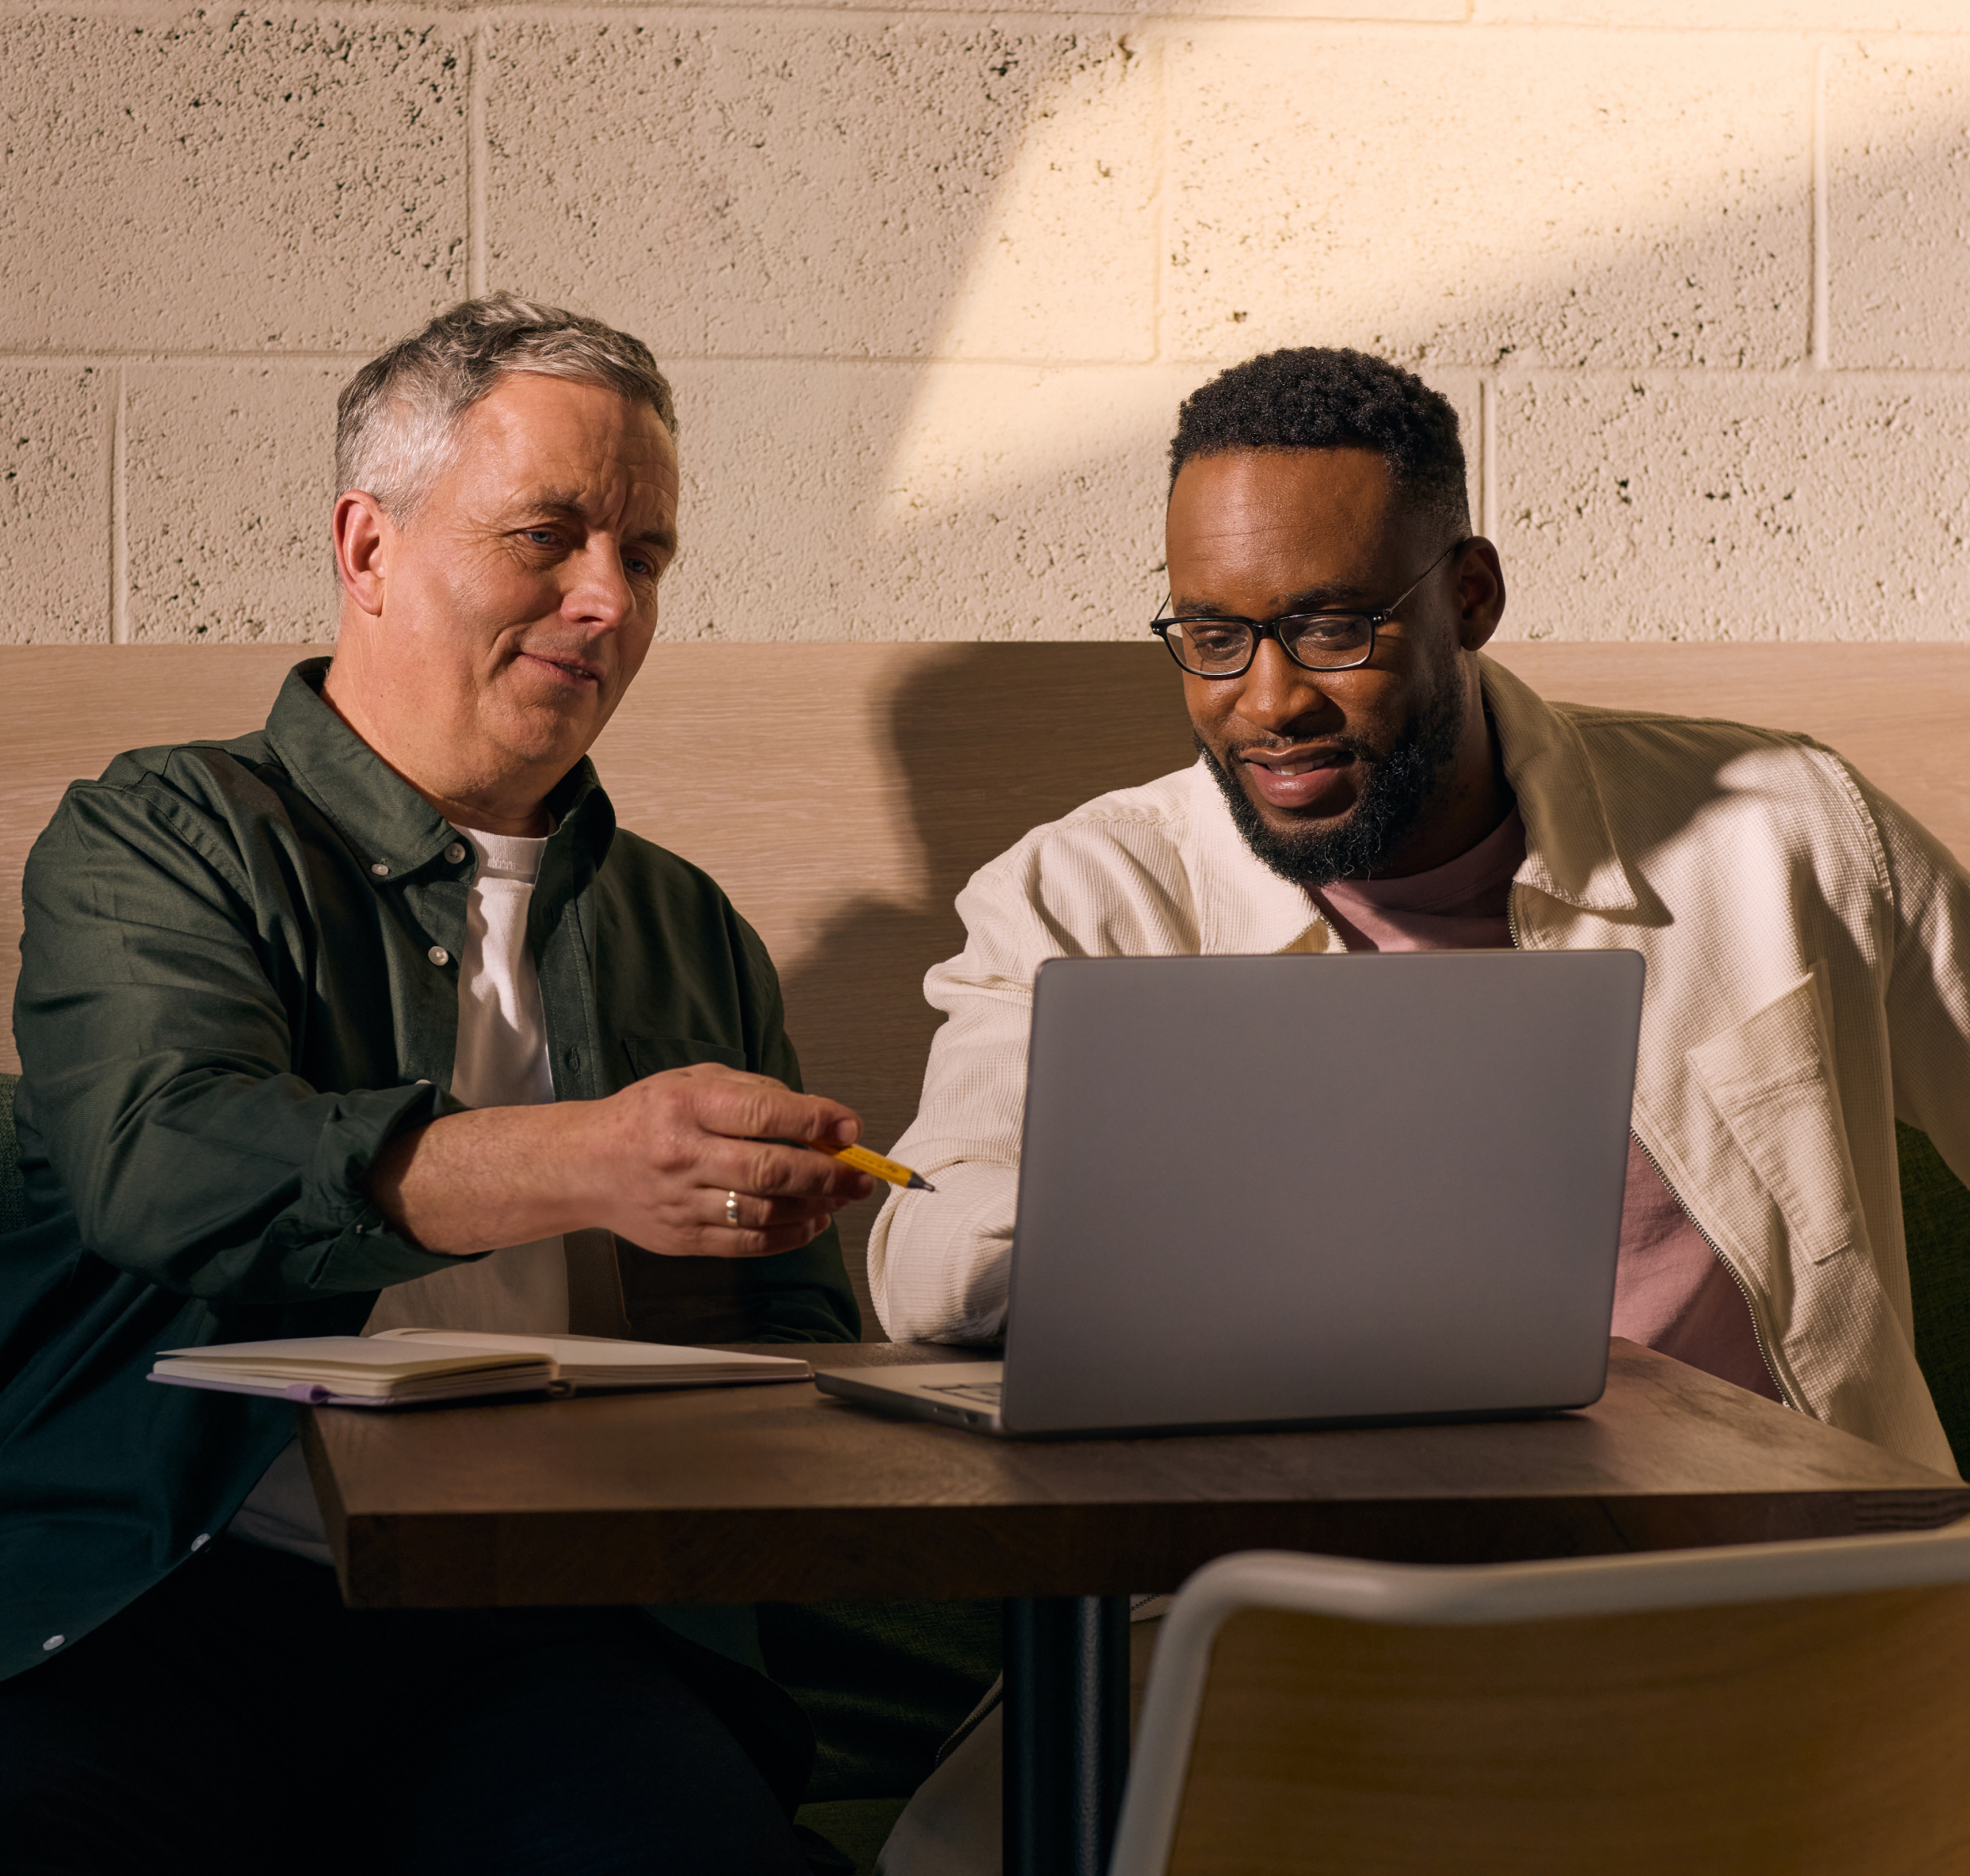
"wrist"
535,1096,619,1237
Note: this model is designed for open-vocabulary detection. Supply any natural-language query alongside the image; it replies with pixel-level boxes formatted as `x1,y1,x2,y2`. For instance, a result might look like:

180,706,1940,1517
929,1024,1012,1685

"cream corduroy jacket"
868,656,1970,1476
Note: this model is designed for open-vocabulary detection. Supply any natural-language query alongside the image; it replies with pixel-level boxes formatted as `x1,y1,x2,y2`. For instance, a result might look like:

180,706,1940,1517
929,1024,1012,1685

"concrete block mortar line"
469,18,489,299
2,350,1179,369
0,353,367,368
16,356,1970,384
425,5,1483,32
1144,12,1166,363
1484,365,1970,389
14,353,1970,384
4,3,1963,39
1812,38,1830,369
111,365,128,647
428,5,1966,33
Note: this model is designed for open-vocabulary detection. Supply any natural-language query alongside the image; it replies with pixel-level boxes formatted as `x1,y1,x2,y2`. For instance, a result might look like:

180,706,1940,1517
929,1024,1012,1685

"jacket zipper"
1505,887,1794,1410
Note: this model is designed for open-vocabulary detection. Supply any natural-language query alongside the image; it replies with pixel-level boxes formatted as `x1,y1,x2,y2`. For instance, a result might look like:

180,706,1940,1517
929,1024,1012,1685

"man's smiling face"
328,372,680,827
1166,446,1504,884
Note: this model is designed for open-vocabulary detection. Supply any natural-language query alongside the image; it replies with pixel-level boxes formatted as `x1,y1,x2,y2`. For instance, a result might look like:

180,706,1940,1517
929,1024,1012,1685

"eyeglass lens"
1168,615,1374,675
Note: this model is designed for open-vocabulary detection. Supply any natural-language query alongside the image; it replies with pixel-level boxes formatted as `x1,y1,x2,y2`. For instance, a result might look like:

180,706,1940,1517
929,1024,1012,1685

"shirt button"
191,1533,209,1552
370,862,390,877
565,1048,582,1070
444,842,467,864
42,1635,64,1652
428,946,450,967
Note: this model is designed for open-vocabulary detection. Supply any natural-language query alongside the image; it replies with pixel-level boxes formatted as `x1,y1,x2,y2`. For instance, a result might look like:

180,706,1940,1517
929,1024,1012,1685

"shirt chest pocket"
1687,966,1870,1267
621,1036,749,1082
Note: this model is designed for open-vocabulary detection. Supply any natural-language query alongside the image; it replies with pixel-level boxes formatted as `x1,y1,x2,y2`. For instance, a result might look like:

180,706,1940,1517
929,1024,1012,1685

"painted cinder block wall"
3,2,1968,649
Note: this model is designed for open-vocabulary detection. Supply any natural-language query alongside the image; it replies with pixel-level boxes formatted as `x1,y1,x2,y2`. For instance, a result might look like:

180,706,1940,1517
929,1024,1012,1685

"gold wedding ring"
725,1190,742,1229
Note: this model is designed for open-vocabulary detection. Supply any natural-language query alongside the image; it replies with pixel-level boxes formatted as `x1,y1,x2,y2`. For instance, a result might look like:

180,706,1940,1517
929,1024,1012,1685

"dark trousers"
0,1536,813,1876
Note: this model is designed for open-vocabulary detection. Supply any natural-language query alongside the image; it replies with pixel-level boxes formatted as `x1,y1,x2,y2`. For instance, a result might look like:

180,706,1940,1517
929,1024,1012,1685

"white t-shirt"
229,825,563,1563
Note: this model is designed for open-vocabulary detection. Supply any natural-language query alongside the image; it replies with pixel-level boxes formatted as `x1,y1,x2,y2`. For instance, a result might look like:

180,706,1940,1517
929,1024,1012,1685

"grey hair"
335,292,678,522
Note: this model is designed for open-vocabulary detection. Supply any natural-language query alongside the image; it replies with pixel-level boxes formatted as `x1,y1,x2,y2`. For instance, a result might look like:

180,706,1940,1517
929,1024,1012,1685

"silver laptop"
818,951,1644,1438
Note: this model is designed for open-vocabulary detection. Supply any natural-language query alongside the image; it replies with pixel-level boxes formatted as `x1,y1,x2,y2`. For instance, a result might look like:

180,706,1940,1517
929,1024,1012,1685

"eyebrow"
515,494,678,559
1171,580,1377,618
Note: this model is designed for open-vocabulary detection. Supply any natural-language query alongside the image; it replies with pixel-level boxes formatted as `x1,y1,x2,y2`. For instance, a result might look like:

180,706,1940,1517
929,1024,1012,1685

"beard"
1198,667,1470,889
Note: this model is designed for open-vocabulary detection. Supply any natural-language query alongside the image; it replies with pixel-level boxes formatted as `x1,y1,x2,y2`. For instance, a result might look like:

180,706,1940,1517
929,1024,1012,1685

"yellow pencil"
818,1142,936,1192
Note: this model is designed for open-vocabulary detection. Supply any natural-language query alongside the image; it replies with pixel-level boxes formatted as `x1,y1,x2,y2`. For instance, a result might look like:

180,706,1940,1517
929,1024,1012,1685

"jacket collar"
1478,653,1639,915
1180,650,1639,947
264,657,616,885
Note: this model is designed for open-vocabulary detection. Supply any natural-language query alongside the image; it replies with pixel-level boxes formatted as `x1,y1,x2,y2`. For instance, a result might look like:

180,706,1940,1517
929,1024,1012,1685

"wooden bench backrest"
10,642,1970,1312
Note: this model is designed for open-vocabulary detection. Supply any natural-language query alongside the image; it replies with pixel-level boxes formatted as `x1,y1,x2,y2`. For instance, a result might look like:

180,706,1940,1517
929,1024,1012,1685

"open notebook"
147,1328,812,1407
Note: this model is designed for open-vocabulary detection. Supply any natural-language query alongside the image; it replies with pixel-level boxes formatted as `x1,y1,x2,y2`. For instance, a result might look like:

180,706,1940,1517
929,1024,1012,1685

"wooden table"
302,1339,1970,1875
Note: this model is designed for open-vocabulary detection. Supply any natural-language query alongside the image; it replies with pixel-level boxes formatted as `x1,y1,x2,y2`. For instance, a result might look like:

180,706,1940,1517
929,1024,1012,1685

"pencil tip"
909,1174,936,1192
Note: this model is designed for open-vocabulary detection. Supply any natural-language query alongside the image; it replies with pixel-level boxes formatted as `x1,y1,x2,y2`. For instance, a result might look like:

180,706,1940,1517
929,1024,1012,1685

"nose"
561,539,636,631
1230,636,1338,737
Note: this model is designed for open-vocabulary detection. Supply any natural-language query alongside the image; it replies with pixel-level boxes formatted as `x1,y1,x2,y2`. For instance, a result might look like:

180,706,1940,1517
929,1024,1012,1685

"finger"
688,1208,833,1260
718,1190,855,1233
616,1214,833,1261
709,1142,877,1203
687,1072,864,1151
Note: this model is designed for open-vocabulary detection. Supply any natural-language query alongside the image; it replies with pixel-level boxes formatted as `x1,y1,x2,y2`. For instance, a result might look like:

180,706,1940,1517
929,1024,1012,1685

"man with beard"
867,344,1970,1464
864,342,1970,1868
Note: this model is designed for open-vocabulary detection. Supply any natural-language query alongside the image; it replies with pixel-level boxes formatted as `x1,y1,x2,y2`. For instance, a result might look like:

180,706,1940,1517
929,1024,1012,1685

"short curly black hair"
1169,348,1469,538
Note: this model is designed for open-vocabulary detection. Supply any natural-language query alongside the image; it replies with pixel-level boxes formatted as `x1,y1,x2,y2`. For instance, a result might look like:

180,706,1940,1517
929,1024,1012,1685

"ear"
1452,538,1507,653
333,491,393,618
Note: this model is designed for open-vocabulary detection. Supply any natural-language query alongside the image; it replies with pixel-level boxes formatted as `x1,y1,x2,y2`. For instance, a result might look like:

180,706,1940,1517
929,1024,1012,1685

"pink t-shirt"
1312,810,1780,1401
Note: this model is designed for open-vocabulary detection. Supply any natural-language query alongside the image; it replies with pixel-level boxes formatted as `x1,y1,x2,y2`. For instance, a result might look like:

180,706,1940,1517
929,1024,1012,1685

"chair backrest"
1112,1537,1970,1876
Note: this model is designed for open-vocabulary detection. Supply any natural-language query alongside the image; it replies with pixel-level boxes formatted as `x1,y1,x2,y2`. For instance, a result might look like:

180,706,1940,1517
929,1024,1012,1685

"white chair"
1110,1523,1970,1876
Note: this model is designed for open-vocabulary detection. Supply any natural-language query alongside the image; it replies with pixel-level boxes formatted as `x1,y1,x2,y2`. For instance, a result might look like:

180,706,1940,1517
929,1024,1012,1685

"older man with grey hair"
0,296,873,1873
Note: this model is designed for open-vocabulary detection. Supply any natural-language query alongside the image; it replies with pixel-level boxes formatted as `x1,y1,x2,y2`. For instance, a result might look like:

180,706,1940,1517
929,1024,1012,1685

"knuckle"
742,1145,784,1192
736,1085,792,1133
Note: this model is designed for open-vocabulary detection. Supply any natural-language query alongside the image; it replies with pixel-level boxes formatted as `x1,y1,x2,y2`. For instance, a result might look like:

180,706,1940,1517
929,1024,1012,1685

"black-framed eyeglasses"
1149,538,1470,678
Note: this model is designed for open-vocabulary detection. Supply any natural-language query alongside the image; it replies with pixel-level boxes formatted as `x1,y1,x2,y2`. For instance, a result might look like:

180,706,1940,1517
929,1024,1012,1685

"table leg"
1003,1595,1131,1876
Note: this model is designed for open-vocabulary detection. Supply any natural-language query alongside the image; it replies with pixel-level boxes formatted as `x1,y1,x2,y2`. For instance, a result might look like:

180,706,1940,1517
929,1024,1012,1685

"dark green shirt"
0,659,855,1682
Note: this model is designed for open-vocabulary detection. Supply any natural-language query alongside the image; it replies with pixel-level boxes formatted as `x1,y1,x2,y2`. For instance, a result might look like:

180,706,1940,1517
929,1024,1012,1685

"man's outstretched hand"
368,1063,877,1260
586,1062,876,1257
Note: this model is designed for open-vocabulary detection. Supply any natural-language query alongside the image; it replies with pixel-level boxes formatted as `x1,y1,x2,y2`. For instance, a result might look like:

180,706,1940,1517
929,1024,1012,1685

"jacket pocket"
621,1036,748,1080
1687,966,1869,1266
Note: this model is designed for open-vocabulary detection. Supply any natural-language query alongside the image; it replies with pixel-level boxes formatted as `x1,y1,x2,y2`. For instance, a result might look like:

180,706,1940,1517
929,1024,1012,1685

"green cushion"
759,1598,1002,1805
1900,1121,1970,1477
0,1073,23,1237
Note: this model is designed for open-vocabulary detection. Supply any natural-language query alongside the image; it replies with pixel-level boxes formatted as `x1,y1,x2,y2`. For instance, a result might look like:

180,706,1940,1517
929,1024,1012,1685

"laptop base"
814,1360,1586,1440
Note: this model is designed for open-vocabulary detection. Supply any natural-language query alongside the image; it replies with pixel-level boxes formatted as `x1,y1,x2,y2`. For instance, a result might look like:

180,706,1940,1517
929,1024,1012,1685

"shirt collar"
263,657,615,885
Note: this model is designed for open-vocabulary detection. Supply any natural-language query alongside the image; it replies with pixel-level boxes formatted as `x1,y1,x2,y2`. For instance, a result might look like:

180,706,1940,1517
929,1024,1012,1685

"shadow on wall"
777,641,1194,1325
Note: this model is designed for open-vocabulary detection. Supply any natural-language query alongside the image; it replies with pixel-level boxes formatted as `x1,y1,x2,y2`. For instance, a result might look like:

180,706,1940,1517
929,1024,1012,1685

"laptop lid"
997,951,1645,1436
